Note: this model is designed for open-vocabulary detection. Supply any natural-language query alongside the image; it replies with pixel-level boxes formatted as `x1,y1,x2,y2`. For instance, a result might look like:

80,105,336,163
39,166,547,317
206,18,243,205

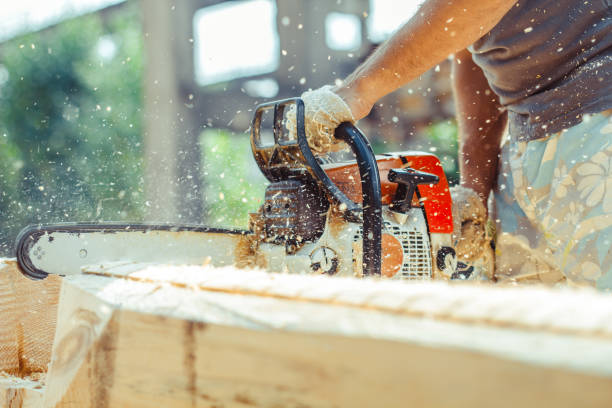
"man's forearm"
335,0,517,119
452,49,506,205
459,115,506,203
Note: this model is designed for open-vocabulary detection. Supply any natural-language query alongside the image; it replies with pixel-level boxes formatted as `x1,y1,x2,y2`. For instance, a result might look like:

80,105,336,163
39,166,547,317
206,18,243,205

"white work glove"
285,85,355,155
450,185,495,280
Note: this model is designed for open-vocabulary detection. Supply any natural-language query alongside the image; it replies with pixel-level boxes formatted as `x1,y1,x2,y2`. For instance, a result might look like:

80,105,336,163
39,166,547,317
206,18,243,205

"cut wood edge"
83,262,612,339
42,277,114,408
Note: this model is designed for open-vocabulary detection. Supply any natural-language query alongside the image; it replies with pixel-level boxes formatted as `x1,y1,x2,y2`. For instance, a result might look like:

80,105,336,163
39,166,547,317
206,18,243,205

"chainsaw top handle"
251,98,382,276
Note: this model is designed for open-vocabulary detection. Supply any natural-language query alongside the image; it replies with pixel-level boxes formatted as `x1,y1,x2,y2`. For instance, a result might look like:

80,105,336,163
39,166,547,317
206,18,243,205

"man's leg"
494,113,612,288
494,138,565,284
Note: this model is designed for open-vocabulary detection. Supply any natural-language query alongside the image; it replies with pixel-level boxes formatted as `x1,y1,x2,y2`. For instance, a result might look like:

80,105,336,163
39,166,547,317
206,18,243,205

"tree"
0,6,144,256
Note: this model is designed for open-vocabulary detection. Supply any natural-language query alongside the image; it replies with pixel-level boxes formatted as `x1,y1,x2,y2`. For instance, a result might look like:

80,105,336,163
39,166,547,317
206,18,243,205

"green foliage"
369,120,459,185
424,120,459,185
0,6,144,255
200,130,267,228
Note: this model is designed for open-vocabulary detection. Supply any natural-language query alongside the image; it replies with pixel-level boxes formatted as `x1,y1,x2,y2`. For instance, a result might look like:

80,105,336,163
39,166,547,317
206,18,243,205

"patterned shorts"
494,112,612,289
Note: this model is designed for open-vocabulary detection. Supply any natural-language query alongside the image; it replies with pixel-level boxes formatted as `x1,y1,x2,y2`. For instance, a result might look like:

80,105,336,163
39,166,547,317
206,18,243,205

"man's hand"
450,185,495,280
285,85,355,155
332,84,375,122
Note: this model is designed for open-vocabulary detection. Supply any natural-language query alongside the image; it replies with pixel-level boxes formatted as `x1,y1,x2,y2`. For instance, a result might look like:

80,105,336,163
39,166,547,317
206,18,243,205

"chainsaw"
16,98,464,281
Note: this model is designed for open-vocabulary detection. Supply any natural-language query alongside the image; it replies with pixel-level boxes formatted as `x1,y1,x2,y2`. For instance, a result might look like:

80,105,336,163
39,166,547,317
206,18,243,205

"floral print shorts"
494,112,612,289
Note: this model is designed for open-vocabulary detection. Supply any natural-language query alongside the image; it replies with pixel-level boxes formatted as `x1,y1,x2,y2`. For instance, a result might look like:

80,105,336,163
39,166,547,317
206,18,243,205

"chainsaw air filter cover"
262,179,329,246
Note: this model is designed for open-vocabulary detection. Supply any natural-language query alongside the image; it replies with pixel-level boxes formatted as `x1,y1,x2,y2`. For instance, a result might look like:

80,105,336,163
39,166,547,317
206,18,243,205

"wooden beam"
0,259,60,376
42,262,612,408
0,259,60,408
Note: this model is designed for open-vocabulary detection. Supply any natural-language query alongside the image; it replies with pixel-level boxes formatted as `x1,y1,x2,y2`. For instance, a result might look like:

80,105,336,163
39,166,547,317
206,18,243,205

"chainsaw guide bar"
16,223,247,280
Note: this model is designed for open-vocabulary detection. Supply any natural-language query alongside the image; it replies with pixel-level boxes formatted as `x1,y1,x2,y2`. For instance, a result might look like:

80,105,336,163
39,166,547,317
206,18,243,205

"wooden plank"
44,263,612,408
0,259,60,376
0,259,60,408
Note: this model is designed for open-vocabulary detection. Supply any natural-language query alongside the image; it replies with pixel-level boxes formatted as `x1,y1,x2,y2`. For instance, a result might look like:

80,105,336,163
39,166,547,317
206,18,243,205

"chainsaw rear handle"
251,98,382,276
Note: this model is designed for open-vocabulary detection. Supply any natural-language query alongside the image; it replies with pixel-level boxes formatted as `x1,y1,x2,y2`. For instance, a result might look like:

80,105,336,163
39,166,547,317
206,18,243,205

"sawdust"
352,241,363,278
234,211,267,270
285,85,354,155
450,186,495,278
450,186,488,260
234,234,258,269
326,205,348,239
235,234,270,270
0,371,45,385
0,371,45,408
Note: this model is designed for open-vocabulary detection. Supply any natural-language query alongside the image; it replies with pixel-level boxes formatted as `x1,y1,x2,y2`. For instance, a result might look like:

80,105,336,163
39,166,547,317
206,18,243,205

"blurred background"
0,0,458,256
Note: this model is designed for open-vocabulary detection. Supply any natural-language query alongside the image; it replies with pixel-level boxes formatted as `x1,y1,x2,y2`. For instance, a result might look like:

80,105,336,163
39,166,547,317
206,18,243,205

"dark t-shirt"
469,0,611,141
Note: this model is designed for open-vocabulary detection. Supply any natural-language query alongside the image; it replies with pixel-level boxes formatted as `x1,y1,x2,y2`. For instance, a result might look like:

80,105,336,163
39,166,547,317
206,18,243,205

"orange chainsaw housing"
323,151,453,234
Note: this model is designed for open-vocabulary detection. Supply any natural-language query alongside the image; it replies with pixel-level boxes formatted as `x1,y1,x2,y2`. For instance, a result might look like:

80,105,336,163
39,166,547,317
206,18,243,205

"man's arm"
334,0,517,119
452,48,506,206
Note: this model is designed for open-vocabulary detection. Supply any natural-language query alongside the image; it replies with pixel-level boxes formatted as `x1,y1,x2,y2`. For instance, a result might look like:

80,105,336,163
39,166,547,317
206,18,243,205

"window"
243,78,279,98
193,0,280,86
367,0,423,42
325,12,361,51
